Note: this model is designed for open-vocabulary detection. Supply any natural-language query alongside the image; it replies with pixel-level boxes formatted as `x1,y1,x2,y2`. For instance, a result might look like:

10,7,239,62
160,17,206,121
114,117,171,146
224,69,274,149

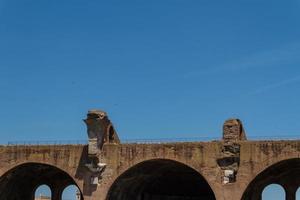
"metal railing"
121,136,219,144
247,135,300,141
5,135,300,146
6,140,87,146
120,135,300,144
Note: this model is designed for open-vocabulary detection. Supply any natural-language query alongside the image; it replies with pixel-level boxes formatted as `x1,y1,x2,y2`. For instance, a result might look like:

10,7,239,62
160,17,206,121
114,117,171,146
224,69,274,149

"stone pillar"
256,194,262,200
51,187,62,200
218,119,247,185
285,186,297,200
251,187,262,200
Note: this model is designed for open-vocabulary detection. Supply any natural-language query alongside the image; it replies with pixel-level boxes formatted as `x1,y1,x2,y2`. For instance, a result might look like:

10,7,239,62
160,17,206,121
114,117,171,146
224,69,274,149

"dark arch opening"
0,162,83,200
241,158,300,200
296,187,300,199
107,159,216,200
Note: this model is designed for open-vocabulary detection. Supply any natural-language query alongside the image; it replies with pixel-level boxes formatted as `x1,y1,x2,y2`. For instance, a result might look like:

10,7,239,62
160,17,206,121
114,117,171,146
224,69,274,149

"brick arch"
1,159,75,177
0,145,86,192
1,159,83,189
0,162,84,200
255,147,300,175
241,158,300,200
106,158,216,200
108,155,218,189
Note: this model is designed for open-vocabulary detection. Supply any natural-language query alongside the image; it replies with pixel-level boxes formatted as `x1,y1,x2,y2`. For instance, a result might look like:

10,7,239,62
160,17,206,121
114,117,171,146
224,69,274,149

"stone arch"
261,184,285,199
0,162,84,200
107,124,116,143
296,187,300,199
34,184,52,199
106,159,216,200
61,184,83,200
241,158,300,200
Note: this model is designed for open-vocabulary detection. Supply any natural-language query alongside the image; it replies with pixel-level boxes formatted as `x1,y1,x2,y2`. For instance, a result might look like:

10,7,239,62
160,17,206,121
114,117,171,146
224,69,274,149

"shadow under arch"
241,158,300,200
0,162,83,200
106,159,216,200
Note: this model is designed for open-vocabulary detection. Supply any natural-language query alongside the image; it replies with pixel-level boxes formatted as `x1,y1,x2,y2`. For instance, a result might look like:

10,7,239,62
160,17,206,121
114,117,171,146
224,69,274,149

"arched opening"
62,184,82,200
262,184,285,199
35,184,51,200
241,158,300,200
296,187,300,199
107,125,119,144
107,159,216,200
0,162,83,200
108,126,115,143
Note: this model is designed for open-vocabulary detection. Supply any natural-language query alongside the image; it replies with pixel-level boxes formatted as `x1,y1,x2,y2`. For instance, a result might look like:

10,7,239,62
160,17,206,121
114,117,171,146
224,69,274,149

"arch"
108,125,115,142
296,187,300,199
61,184,82,200
35,184,51,199
0,162,83,200
106,159,216,200
241,158,300,200
107,124,118,143
262,184,285,199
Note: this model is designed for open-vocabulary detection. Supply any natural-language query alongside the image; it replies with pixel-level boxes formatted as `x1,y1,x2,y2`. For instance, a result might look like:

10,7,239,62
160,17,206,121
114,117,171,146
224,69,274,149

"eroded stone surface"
223,119,247,141
0,140,300,200
84,110,119,179
84,109,120,152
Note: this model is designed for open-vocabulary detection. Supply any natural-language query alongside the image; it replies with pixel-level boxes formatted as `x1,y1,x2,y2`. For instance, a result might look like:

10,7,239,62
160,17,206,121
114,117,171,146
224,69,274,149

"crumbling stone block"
218,119,247,184
83,109,120,183
223,119,247,141
84,109,120,151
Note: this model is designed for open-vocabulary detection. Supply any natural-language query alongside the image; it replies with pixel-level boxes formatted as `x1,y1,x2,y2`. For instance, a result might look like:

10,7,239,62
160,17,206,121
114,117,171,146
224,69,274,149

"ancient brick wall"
0,140,300,200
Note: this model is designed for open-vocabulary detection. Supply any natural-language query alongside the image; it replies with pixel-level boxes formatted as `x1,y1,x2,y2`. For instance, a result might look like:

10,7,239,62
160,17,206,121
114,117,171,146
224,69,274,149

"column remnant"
83,109,120,184
217,118,247,184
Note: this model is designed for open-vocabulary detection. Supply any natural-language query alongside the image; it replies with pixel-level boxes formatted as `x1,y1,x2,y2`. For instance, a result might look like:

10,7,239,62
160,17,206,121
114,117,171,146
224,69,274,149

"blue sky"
1,0,300,199
1,0,300,142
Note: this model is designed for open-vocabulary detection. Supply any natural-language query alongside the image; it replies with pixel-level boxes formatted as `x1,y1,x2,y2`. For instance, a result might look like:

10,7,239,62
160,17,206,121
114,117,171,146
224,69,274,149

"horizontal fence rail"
121,136,300,144
6,140,87,146
121,137,219,144
4,135,300,146
248,135,300,141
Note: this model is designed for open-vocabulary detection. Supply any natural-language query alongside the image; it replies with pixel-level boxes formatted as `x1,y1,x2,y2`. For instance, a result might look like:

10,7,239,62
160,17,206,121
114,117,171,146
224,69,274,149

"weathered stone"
88,139,98,155
217,142,241,184
223,119,247,141
84,110,119,177
84,109,120,151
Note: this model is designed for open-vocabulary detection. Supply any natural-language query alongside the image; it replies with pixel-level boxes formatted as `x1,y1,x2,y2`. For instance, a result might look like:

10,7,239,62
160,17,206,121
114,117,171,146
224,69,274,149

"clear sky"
1,0,300,199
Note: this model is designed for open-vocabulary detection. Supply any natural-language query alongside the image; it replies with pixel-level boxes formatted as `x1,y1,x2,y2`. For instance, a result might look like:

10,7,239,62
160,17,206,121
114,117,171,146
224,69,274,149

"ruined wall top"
223,119,247,141
84,109,120,152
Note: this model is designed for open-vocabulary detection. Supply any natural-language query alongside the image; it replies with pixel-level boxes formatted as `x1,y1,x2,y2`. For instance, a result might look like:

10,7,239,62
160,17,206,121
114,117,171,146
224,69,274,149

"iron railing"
121,137,219,144
5,135,300,146
247,135,300,141
6,140,87,146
